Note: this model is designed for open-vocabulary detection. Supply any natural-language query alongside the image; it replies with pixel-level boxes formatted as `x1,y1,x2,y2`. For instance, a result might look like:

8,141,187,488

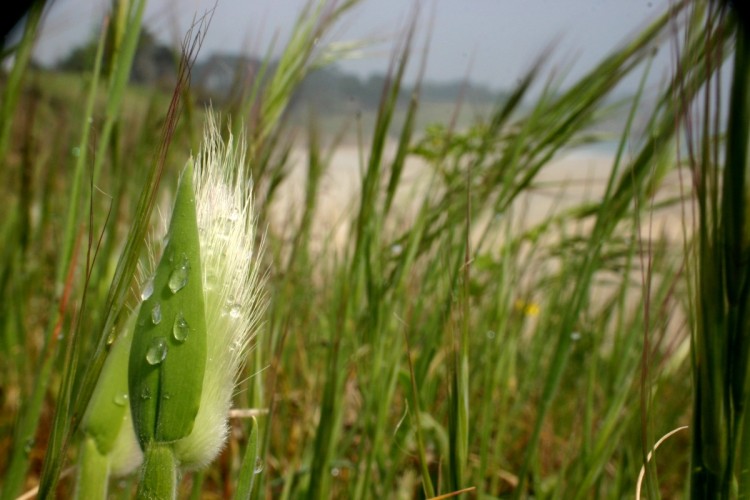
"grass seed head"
172,112,266,468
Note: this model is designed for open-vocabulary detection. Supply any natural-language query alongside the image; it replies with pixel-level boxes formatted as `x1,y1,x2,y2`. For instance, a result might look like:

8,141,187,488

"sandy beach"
269,141,691,249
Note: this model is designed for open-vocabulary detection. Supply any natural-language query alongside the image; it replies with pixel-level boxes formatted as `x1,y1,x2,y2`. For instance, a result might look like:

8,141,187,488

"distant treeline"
53,28,506,112
293,65,505,111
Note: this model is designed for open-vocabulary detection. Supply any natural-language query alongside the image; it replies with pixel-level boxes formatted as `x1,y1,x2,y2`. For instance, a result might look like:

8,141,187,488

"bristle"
173,111,266,468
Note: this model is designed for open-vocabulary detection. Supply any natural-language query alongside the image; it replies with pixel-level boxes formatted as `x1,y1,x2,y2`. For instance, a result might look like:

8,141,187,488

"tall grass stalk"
685,1,750,496
0,0,736,497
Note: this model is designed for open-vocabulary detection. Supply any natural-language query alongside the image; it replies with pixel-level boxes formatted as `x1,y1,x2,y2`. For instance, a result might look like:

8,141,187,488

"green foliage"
686,2,750,497
0,0,743,498
128,164,207,445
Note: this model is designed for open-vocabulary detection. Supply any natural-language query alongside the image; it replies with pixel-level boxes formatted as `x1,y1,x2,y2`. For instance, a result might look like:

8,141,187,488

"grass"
0,0,746,498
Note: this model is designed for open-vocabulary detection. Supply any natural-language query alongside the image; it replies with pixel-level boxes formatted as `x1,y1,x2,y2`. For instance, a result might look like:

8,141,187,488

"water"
146,337,168,365
168,253,190,293
173,312,190,342
229,304,241,319
151,303,162,325
106,327,117,345
141,279,154,300
113,393,129,406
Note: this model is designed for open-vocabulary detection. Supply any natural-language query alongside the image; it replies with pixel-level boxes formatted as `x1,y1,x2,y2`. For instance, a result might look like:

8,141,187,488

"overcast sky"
31,0,672,90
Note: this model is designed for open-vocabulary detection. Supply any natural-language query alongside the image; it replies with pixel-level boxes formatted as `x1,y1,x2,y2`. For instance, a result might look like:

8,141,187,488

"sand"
269,141,692,248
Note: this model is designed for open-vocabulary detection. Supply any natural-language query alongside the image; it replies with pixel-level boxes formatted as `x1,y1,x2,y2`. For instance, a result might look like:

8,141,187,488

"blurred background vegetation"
0,0,744,498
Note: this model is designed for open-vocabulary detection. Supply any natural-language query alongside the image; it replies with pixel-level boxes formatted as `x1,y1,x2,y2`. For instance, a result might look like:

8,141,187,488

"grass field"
0,1,747,498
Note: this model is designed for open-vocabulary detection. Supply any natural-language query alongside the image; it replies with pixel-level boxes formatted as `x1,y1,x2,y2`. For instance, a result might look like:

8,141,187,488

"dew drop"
229,304,241,319
23,438,34,455
145,337,168,365
254,457,264,474
163,392,171,400
141,279,154,300
229,339,242,353
205,271,217,291
173,312,190,343
570,331,581,342
331,467,340,477
141,387,151,400
390,243,403,256
486,330,496,340
106,327,117,345
228,207,240,221
113,393,129,406
151,303,162,325
168,253,190,293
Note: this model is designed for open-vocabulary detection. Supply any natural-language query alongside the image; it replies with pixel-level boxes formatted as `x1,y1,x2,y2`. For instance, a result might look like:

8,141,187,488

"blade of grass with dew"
35,17,211,497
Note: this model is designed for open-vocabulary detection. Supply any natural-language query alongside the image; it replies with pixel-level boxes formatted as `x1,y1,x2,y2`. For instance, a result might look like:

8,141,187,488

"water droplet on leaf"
106,327,117,345
205,270,217,291
151,303,162,325
141,279,154,300
146,337,168,365
173,312,189,342
113,393,129,406
229,304,241,318
254,457,264,474
168,253,190,293
141,387,151,400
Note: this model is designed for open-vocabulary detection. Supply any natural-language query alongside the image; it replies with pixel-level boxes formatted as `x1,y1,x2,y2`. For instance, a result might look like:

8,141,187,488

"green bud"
81,313,136,455
128,163,207,445
77,311,142,499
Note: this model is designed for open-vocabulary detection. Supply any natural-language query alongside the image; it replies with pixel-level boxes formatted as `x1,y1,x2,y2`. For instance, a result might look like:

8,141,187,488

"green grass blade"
234,416,260,500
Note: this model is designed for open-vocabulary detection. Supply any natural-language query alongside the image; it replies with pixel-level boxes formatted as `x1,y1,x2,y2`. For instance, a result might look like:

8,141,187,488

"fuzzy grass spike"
125,113,264,497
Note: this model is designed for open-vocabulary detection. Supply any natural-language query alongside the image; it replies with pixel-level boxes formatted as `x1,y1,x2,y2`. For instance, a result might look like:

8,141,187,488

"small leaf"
81,312,136,455
129,163,207,445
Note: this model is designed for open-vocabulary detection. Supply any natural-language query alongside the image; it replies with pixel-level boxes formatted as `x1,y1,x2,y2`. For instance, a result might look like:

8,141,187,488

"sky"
30,0,673,91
